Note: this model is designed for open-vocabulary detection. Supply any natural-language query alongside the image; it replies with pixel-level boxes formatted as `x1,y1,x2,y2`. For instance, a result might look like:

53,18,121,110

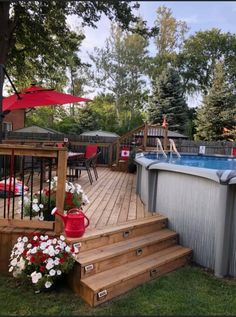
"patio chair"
85,144,98,158
67,155,94,184
90,151,101,181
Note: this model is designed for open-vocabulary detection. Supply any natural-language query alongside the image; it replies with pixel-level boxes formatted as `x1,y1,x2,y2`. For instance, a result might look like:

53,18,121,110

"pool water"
143,153,236,170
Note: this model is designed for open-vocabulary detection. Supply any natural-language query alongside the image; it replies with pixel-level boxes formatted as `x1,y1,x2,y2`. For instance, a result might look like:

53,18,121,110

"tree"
178,28,236,94
89,94,118,133
147,6,189,81
194,62,236,141
88,20,149,133
147,66,189,134
76,104,100,134
0,1,141,140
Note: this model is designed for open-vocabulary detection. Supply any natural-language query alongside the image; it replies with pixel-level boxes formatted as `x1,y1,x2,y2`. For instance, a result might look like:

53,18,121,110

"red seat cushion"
85,145,98,158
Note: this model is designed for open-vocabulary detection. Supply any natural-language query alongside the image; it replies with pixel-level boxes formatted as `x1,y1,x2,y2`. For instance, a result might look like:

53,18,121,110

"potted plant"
127,148,137,173
20,177,89,221
9,234,79,293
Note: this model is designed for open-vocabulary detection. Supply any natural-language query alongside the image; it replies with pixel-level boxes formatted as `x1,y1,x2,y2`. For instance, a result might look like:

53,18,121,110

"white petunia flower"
39,204,44,209
60,235,65,241
38,214,44,221
33,198,38,204
54,258,60,266
9,266,14,272
27,243,32,248
46,262,54,270
45,281,52,288
39,242,47,250
31,271,42,284
49,269,56,276
22,236,28,243
30,247,37,254
18,257,25,271
10,258,18,266
57,270,62,276
65,246,71,253
32,204,40,212
17,237,22,243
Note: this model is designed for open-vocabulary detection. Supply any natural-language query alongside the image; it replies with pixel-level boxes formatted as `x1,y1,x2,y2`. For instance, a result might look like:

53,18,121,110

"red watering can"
51,207,90,238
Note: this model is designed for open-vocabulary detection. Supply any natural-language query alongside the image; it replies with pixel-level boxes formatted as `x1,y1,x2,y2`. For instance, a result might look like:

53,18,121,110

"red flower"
39,266,45,272
59,258,65,264
30,256,36,263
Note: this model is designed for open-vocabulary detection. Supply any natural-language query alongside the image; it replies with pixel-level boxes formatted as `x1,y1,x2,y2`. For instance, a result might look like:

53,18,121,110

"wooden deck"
0,167,156,230
75,167,155,230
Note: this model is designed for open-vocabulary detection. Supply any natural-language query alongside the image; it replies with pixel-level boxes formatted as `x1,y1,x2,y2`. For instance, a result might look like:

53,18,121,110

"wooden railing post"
116,140,120,165
143,122,148,150
55,149,67,235
108,143,112,167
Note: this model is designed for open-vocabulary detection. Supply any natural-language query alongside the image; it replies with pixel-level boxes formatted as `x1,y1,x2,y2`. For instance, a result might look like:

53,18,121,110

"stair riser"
81,255,190,307
80,236,178,278
73,220,167,252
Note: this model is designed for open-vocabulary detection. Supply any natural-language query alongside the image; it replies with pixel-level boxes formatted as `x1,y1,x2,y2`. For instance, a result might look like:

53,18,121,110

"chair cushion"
85,145,98,158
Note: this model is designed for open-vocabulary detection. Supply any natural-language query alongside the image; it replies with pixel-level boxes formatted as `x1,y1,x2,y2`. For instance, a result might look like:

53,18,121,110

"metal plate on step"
150,268,159,277
136,248,143,256
123,230,131,238
73,242,81,249
97,289,108,300
84,264,94,273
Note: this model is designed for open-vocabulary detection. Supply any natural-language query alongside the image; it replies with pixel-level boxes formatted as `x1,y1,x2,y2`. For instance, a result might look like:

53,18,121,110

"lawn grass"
0,265,235,316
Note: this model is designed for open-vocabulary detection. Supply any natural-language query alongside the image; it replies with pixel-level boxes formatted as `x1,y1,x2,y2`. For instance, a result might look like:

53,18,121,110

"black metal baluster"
20,156,25,219
46,158,53,221
29,156,34,220
3,155,7,218
12,155,16,219
39,157,44,220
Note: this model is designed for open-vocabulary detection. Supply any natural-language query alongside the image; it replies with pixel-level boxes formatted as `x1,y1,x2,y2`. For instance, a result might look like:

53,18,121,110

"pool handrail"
156,138,168,159
169,139,181,158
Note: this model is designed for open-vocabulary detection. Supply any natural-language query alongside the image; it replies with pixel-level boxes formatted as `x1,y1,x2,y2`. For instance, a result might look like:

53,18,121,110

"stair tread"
77,229,177,265
80,245,192,291
67,214,167,243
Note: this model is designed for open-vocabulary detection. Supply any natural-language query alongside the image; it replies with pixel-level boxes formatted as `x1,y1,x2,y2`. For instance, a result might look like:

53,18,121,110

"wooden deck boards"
0,168,156,230
80,168,156,229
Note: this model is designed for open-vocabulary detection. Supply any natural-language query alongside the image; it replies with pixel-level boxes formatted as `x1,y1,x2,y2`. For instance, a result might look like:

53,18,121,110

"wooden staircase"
67,215,192,307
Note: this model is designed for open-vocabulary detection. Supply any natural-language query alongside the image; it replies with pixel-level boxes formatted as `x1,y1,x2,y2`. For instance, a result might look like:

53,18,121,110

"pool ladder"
156,138,168,159
169,139,181,158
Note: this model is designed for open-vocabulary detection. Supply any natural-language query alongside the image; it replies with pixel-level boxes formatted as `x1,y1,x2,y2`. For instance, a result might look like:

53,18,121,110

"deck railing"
0,144,67,234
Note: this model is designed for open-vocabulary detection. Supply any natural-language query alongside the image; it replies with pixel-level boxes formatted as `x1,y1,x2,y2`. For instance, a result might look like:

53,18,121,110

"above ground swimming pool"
135,151,236,278
142,153,236,171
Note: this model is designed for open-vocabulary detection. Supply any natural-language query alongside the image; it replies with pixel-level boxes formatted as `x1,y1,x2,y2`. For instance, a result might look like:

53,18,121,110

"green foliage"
154,6,189,54
194,62,236,140
147,66,189,134
148,6,189,82
178,28,236,94
87,20,149,133
0,266,236,315
89,94,119,132
76,104,100,134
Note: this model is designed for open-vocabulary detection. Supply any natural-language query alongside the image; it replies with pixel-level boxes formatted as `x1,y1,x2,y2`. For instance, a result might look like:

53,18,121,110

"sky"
68,1,236,107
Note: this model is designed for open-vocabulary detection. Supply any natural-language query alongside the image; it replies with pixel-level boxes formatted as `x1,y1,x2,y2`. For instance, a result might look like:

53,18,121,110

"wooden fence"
175,139,236,156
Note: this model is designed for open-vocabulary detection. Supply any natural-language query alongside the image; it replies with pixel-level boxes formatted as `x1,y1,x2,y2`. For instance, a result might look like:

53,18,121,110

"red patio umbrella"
3,84,91,111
